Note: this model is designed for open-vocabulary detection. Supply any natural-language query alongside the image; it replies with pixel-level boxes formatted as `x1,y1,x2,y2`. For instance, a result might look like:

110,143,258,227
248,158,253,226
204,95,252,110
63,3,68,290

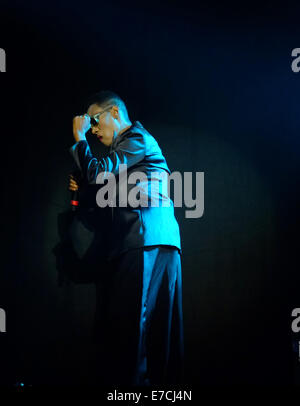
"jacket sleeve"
69,132,146,184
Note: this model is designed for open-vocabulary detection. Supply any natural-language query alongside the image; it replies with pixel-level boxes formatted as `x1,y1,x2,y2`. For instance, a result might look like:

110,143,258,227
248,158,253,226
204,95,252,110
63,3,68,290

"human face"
87,103,119,147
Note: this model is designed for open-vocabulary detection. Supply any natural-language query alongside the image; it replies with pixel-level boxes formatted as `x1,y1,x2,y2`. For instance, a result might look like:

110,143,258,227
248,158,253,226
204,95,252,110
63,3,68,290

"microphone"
69,170,81,211
70,189,79,211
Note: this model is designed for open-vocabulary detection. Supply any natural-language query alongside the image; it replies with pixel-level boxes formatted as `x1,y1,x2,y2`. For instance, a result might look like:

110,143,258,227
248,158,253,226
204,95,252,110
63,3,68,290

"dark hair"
84,90,130,121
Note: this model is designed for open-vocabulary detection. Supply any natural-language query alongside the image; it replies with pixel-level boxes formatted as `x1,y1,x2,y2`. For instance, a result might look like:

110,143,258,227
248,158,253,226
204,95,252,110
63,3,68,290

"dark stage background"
0,0,300,388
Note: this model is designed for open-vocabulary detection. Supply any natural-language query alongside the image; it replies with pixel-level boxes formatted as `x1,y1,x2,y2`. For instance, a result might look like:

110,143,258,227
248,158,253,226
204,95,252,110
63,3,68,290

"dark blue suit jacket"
69,120,181,261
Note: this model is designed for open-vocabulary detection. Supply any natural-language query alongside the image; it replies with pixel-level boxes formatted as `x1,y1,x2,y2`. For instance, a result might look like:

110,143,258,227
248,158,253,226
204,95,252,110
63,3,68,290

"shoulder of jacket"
120,124,149,142
117,122,159,152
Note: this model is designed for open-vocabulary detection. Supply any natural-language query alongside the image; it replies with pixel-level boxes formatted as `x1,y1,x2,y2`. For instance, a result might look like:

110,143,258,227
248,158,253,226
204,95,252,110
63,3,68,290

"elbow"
86,169,98,185
86,159,100,185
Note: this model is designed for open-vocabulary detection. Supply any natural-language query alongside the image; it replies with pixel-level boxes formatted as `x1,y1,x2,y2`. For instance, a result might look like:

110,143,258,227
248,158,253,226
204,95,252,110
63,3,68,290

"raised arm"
69,132,146,184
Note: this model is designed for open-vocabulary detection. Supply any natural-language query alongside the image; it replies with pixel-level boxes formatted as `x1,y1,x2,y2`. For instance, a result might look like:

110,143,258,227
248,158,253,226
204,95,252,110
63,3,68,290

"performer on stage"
68,90,184,386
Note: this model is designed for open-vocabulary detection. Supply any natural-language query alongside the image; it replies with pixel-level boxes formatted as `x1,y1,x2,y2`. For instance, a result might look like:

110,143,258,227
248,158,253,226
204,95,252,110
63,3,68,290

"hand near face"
73,114,91,142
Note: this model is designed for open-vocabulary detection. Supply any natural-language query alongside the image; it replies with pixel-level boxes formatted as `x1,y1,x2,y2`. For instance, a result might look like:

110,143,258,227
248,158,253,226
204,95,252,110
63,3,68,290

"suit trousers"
92,245,184,386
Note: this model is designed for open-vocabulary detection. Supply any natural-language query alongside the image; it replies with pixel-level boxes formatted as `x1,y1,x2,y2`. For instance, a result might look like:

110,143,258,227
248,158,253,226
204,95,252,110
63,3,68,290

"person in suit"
68,90,184,386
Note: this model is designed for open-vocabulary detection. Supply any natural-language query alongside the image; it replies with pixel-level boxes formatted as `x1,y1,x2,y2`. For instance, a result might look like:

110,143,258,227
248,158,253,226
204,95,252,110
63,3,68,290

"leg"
93,248,144,386
93,246,184,386
135,246,184,386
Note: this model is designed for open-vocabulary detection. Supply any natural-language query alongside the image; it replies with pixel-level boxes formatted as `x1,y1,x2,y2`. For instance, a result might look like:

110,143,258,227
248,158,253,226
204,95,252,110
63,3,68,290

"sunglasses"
89,105,113,127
